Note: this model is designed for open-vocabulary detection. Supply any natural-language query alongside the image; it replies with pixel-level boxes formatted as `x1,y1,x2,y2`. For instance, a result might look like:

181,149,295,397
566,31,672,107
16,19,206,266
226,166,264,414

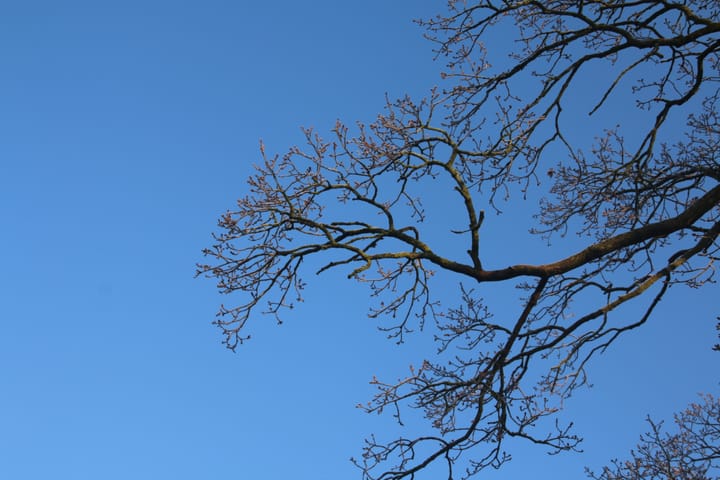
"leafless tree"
198,1,720,479
587,394,720,480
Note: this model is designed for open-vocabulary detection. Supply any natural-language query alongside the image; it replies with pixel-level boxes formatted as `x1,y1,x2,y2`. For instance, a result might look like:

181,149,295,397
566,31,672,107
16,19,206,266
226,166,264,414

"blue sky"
0,2,717,479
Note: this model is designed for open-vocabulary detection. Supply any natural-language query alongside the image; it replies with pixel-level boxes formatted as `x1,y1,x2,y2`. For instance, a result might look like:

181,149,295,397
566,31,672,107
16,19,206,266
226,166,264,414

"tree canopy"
198,1,720,479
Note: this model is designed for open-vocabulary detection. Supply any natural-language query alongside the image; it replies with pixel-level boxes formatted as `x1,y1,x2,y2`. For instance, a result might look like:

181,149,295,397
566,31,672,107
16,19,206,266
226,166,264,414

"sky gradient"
1,2,717,479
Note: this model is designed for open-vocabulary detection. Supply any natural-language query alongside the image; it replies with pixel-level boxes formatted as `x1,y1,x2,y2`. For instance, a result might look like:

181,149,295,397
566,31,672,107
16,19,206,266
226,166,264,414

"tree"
197,1,720,479
587,394,720,480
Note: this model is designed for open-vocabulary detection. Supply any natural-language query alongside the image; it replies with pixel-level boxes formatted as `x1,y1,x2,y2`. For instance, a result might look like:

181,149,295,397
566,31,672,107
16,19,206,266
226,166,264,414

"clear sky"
0,2,717,479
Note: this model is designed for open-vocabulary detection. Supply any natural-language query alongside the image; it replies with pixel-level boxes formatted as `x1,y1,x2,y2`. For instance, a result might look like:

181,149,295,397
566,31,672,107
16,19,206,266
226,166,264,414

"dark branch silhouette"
198,1,720,478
